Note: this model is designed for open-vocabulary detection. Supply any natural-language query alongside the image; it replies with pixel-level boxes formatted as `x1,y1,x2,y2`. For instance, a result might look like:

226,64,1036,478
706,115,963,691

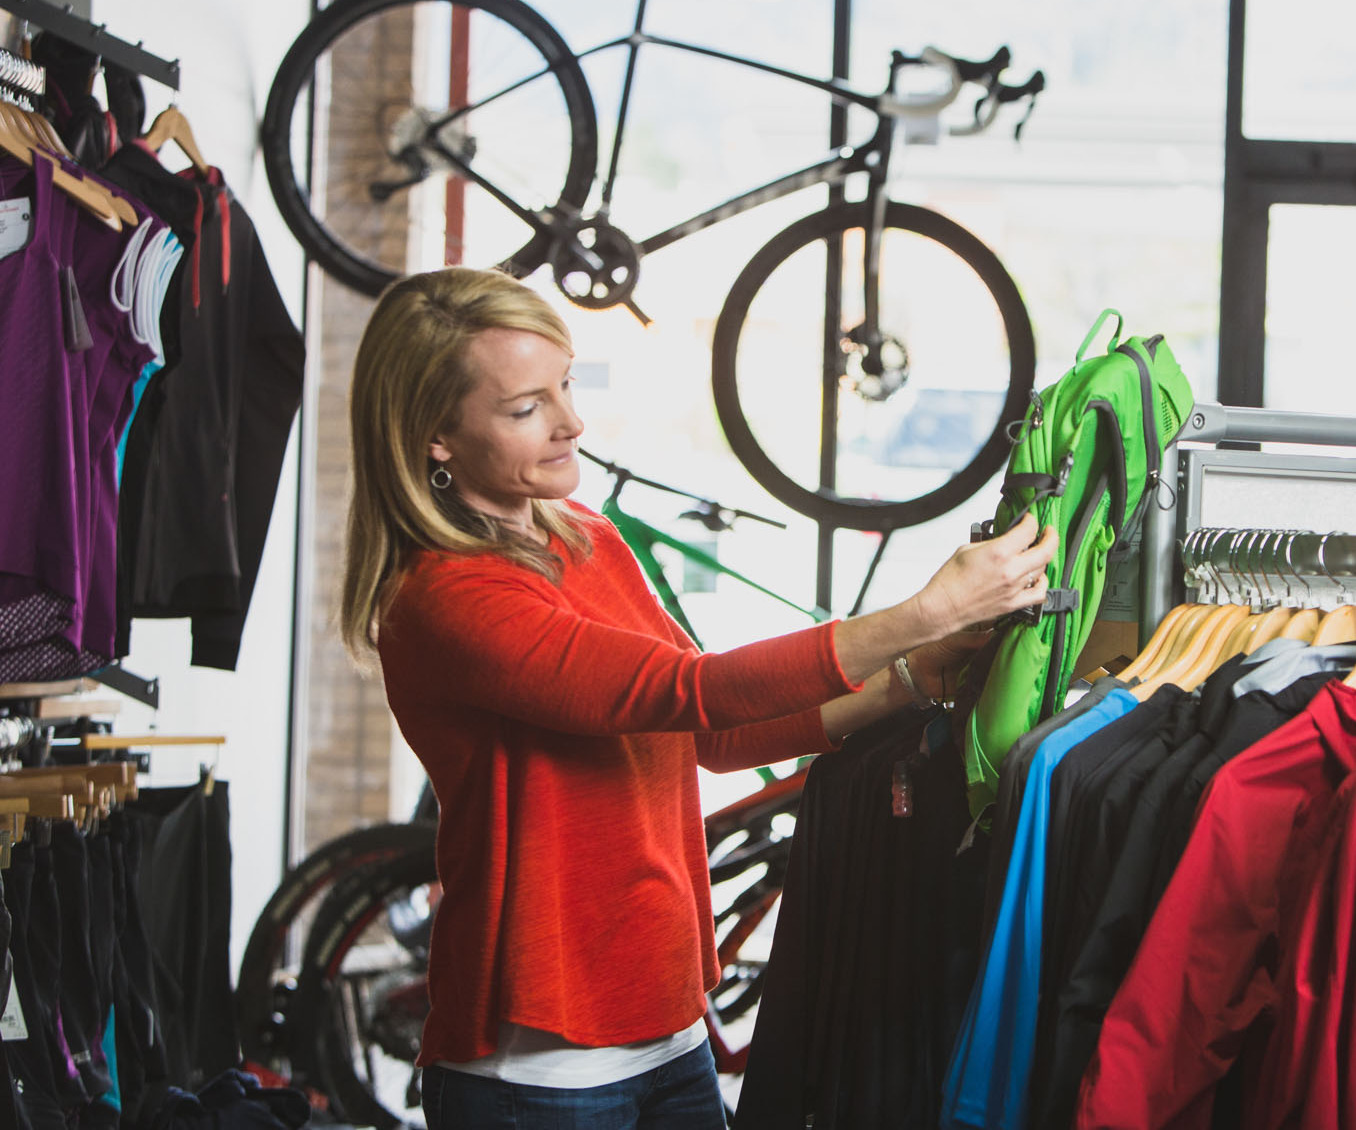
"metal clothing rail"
0,0,179,89
1139,401,1356,640
1179,526,1356,608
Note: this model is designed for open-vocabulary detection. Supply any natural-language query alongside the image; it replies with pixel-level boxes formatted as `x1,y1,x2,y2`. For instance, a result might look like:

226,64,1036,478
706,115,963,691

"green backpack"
959,309,1195,818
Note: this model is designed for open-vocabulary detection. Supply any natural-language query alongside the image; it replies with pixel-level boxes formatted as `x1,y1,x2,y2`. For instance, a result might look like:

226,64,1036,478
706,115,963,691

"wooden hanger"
142,105,210,176
9,761,138,804
82,732,224,794
1280,607,1319,643
1130,603,1251,701
1117,603,1196,684
22,106,138,225
1142,605,1214,682
1221,605,1293,657
1312,605,1356,647
0,100,125,230
1116,604,1187,683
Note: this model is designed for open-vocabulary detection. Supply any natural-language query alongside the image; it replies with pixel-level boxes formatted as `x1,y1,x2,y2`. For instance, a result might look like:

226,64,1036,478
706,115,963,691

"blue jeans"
421,1042,728,1129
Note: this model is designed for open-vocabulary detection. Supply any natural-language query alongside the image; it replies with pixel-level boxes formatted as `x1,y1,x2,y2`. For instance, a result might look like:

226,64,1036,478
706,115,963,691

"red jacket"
1075,679,1356,1129
378,504,857,1063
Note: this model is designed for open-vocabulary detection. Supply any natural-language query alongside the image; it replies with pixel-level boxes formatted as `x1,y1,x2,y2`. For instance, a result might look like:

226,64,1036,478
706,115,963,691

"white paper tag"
0,197,32,259
1,980,28,1041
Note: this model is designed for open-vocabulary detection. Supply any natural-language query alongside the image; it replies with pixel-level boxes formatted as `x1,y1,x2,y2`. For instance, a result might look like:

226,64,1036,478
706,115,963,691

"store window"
1243,0,1356,143
1264,204,1356,416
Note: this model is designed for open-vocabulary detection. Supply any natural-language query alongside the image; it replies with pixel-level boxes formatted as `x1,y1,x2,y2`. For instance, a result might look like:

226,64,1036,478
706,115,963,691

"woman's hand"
913,512,1059,639
830,512,1058,687
900,629,993,704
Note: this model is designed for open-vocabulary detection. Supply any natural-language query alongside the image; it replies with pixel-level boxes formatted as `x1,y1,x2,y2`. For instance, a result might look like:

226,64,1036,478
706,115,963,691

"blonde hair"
340,266,594,658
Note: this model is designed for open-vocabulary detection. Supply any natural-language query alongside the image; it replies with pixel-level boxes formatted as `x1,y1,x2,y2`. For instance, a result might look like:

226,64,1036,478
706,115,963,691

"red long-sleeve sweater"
378,502,858,1064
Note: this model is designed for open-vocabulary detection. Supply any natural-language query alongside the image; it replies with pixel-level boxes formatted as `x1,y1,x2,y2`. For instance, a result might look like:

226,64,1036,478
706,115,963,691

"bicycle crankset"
841,323,910,402
550,219,643,311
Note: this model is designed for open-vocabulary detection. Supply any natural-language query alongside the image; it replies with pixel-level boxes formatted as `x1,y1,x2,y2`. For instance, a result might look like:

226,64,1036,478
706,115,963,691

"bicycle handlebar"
579,447,787,531
883,45,1043,140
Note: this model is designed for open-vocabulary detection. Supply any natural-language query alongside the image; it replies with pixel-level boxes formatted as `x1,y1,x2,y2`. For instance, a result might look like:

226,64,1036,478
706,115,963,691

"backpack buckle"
1010,586,1080,625
1053,451,1075,495
1042,587,1080,615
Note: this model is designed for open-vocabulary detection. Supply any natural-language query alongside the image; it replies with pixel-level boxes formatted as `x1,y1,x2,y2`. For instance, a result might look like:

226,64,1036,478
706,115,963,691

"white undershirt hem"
436,1016,709,1089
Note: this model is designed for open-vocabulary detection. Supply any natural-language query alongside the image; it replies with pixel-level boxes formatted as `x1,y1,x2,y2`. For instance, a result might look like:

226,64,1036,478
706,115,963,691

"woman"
340,266,1057,1129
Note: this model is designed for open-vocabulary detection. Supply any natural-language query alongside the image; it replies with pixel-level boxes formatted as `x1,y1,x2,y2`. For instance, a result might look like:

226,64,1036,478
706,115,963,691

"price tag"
0,197,32,259
1,980,28,1041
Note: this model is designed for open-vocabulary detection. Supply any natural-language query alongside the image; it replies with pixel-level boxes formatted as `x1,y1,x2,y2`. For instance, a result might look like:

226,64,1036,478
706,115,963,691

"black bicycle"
260,0,1042,530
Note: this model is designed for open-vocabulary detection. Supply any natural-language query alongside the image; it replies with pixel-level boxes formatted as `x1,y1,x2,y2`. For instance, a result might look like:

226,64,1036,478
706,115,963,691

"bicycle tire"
711,200,1036,531
261,0,598,296
236,819,438,1071
289,846,440,1129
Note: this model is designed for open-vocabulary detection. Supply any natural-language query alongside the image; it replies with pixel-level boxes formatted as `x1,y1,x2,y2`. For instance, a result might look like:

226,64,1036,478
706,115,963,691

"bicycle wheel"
711,201,1035,531
289,847,439,1129
261,0,598,296
236,819,438,1074
705,770,803,1032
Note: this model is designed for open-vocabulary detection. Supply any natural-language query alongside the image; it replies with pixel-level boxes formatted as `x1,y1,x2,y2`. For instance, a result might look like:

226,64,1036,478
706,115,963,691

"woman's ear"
429,437,454,463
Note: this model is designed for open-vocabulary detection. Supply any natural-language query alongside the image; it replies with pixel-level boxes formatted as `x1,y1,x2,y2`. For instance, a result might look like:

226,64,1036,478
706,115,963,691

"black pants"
125,781,239,1093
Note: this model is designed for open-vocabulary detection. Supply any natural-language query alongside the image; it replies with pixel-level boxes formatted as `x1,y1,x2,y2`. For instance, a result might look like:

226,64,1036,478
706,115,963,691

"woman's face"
429,326,584,529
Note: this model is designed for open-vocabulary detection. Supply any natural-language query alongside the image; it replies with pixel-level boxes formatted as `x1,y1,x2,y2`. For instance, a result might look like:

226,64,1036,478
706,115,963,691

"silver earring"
431,464,453,490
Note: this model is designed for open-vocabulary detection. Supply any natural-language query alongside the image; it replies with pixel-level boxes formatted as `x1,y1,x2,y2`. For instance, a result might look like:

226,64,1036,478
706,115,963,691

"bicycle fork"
851,51,908,394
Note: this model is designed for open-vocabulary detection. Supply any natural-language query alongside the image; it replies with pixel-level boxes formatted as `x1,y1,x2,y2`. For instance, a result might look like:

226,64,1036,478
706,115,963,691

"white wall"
92,0,312,977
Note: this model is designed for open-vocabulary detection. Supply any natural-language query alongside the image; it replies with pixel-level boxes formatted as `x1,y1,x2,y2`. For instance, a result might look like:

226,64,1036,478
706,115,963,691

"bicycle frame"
602,495,828,648
576,0,905,255
424,0,953,322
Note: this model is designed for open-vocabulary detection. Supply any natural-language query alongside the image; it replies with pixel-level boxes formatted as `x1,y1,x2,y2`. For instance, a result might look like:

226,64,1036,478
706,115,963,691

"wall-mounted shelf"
0,0,179,89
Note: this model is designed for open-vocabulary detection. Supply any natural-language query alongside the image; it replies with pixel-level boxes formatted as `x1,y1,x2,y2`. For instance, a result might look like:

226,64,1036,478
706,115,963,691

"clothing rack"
0,0,179,89
1139,401,1356,640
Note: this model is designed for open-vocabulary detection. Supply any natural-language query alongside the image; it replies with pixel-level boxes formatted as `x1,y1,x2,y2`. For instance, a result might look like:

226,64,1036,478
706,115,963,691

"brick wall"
298,8,419,851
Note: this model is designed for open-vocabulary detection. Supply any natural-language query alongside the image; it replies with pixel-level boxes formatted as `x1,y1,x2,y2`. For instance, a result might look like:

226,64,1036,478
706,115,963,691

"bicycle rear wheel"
236,819,438,1075
290,847,439,1129
261,0,598,296
711,201,1035,531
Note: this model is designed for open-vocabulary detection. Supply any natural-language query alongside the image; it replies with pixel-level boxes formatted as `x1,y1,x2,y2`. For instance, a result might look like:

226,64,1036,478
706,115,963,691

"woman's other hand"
900,629,993,704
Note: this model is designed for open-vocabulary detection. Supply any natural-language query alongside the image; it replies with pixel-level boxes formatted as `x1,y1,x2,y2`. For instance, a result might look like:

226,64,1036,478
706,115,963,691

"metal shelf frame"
1139,401,1356,642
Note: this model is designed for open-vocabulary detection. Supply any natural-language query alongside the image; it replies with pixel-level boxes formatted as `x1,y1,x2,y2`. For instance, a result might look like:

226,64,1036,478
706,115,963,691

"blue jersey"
941,687,1140,1130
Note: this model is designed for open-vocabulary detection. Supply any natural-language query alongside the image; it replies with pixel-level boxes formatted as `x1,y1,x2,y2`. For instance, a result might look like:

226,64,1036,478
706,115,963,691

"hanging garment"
0,154,90,680
735,709,986,1129
50,821,113,1101
2,837,78,1128
1035,658,1340,1128
1034,683,1196,1038
101,145,304,671
1075,678,1356,1129
939,687,1138,1130
0,148,160,683
1245,773,1356,1129
978,675,1131,942
106,810,170,1128
125,780,239,1092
